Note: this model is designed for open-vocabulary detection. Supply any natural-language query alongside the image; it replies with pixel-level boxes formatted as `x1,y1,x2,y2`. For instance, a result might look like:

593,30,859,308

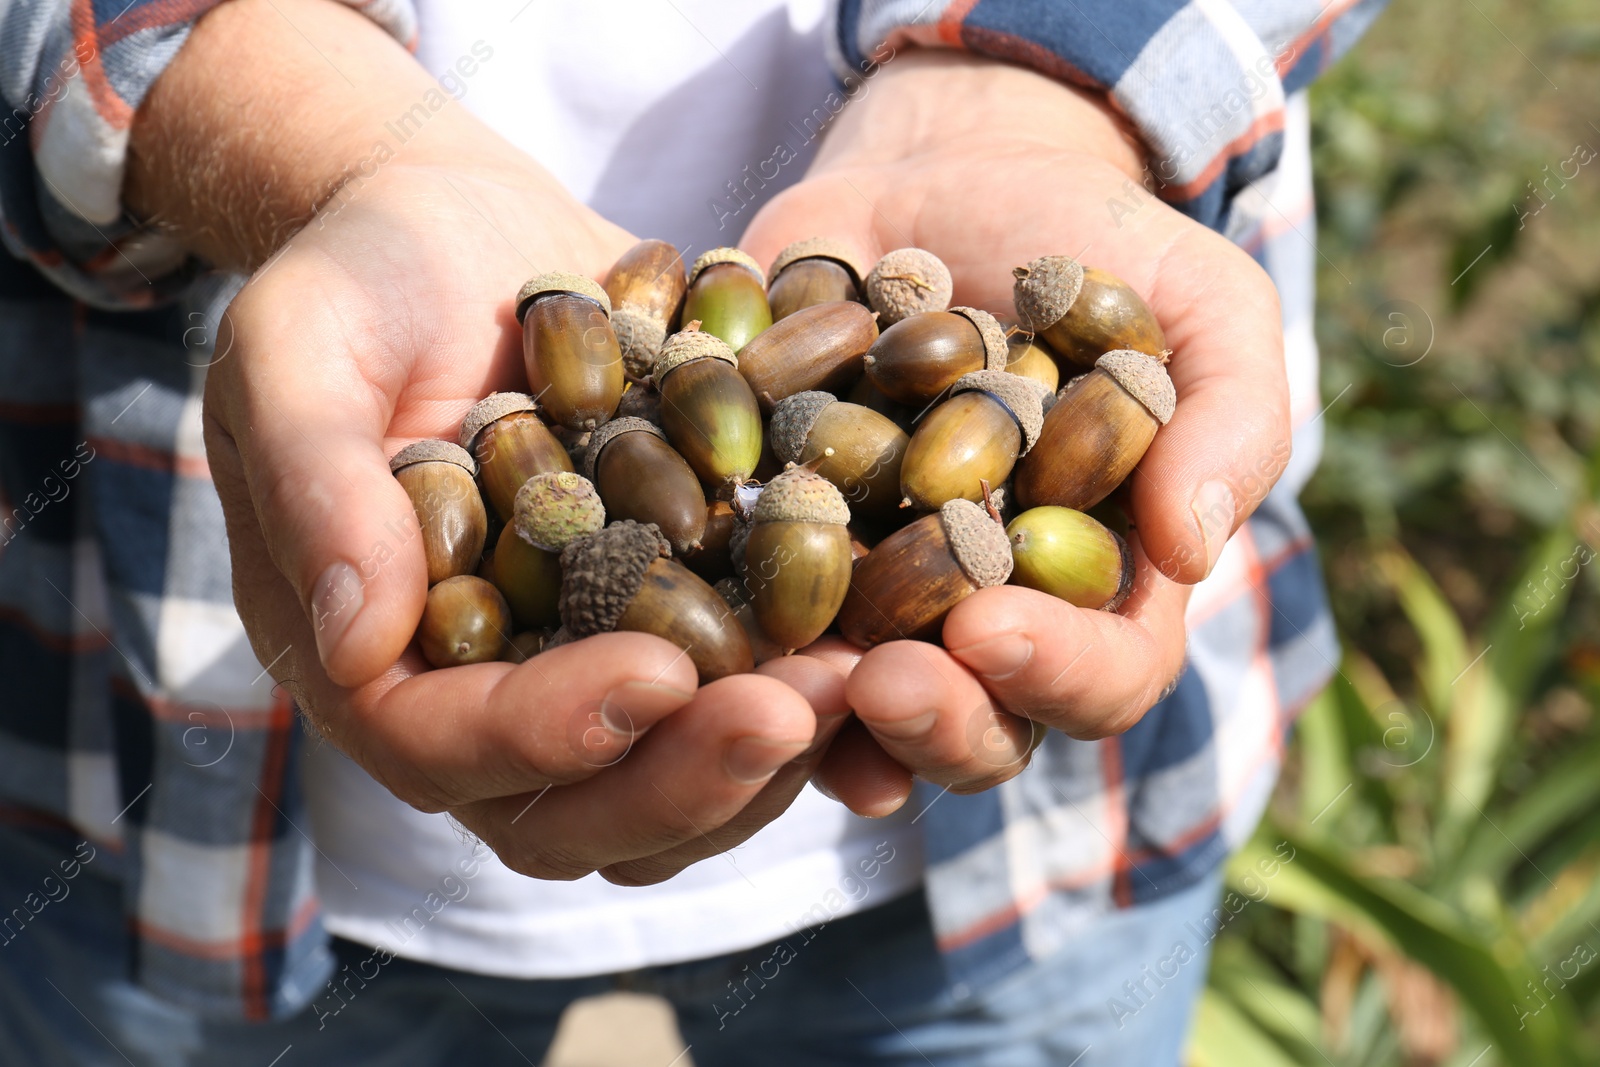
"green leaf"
1376,545,1470,717
1188,988,1307,1067
1207,937,1327,1064
1238,823,1591,1066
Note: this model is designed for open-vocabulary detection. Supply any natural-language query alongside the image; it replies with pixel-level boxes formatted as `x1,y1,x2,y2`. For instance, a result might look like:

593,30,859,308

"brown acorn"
682,248,772,353
863,307,1008,406
560,521,754,682
1002,326,1062,393
766,238,866,322
390,440,488,586
863,248,953,326
682,499,739,584
1007,506,1133,611
1014,350,1176,511
583,417,708,555
713,579,787,666
500,630,551,664
603,239,687,378
517,272,625,430
899,370,1047,512
743,467,854,650
1012,257,1166,369
418,575,510,667
491,472,606,629
735,301,880,413
459,392,574,522
769,391,908,524
837,499,1013,648
844,375,920,434
653,325,764,488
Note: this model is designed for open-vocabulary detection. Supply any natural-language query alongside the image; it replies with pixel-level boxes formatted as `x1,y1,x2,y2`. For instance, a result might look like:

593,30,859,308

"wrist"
125,0,552,271
811,50,1147,182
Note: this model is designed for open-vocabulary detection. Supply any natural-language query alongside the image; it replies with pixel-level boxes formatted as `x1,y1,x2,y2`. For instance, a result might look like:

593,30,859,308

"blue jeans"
0,820,1221,1066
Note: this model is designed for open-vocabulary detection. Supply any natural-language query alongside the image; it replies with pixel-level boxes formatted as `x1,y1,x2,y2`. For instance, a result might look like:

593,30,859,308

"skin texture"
130,4,1287,867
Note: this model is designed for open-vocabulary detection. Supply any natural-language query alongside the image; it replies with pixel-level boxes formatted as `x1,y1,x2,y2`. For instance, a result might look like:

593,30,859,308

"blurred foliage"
1192,1,1600,1064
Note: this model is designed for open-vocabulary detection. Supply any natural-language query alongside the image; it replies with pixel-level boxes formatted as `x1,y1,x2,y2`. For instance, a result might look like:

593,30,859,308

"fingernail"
598,682,694,737
949,633,1033,679
1191,480,1235,577
312,561,363,668
724,737,809,785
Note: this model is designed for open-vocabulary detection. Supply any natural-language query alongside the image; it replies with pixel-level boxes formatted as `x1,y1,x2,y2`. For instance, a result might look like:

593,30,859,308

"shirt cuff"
0,0,419,310
830,0,1389,232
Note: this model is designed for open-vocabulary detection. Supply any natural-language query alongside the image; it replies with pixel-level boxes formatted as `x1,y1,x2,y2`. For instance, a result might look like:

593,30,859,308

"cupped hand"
742,51,1291,803
203,156,835,883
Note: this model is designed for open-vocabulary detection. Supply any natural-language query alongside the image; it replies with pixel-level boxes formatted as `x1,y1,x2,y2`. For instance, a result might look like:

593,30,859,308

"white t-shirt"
301,0,925,980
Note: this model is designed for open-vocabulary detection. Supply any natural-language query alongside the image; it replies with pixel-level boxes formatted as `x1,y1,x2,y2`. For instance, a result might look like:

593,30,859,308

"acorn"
459,392,574,522
862,307,1008,406
743,467,854,650
390,441,488,586
682,500,739,584
770,391,908,524
713,579,787,666
560,521,754,682
1014,349,1175,511
517,272,625,430
1007,506,1134,611
735,301,879,413
1012,257,1166,369
583,417,708,555
500,630,550,664
766,238,865,322
863,248,953,326
899,370,1047,511
615,382,663,425
1003,326,1061,393
418,575,510,667
603,239,687,378
844,375,920,434
491,472,606,629
837,499,1012,648
683,248,772,353
652,324,763,488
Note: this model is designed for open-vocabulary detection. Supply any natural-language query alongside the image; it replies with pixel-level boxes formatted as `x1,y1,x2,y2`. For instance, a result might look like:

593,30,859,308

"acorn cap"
516,272,611,324
652,323,739,388
949,307,1010,372
1011,255,1084,334
952,370,1049,453
559,521,672,638
611,305,668,379
768,237,867,286
581,416,667,481
458,392,539,451
1097,349,1176,425
729,518,752,578
688,247,765,287
390,439,476,475
768,391,838,466
864,248,953,326
753,466,850,526
939,499,1012,588
513,471,606,551
616,383,663,425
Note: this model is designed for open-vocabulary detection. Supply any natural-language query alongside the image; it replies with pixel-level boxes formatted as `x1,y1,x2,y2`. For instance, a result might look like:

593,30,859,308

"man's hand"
743,51,1291,804
132,0,834,884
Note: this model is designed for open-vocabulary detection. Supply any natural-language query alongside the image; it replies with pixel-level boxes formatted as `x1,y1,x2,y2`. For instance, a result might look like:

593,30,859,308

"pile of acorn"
392,239,1174,681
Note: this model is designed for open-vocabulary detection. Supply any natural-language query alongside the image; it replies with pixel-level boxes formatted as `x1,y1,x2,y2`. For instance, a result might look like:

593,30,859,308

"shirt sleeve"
829,0,1390,232
0,0,418,310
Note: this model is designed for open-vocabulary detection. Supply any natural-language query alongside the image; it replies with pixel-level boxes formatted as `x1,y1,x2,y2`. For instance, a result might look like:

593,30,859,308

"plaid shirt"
0,0,1383,1021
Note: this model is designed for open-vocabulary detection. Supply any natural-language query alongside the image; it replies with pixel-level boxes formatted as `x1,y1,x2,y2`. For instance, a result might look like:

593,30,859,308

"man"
0,1,1381,1062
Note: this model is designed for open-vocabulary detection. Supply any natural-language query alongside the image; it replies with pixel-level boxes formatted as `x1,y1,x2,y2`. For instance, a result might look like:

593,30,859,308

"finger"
1124,227,1290,585
844,641,1037,794
812,717,915,818
207,273,435,690
941,537,1191,739
457,673,816,881
600,655,852,886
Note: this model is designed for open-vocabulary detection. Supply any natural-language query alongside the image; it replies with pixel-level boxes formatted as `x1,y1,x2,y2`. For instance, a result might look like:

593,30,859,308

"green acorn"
1007,506,1134,611
653,323,764,488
